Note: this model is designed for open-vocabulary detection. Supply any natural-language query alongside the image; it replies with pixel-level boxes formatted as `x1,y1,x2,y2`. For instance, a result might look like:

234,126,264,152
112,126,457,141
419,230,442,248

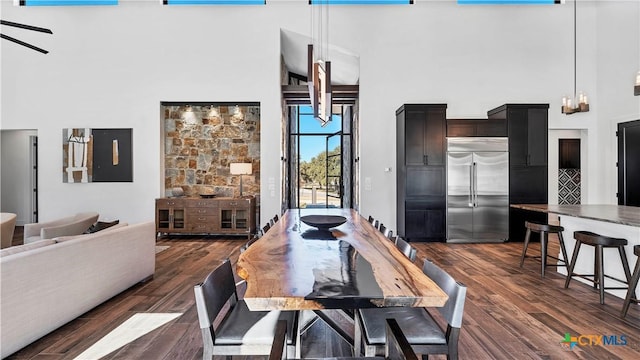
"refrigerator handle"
468,164,474,207
473,162,478,207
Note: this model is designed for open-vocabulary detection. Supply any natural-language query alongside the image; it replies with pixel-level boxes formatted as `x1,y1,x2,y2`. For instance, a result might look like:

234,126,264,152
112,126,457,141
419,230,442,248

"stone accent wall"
163,104,260,198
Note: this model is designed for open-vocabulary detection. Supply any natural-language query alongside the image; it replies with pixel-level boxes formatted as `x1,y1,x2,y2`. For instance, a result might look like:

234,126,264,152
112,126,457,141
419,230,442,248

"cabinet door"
405,208,445,241
527,108,548,166
406,167,445,197
508,108,528,166
424,108,446,165
405,110,427,165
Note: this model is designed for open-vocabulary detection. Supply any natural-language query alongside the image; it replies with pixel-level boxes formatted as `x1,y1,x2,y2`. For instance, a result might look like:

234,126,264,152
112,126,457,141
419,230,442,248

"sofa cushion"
0,239,56,258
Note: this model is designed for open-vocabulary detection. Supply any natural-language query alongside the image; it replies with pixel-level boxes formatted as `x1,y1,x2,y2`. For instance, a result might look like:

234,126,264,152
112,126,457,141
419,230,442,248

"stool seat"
574,231,627,247
519,221,569,278
525,221,564,234
564,231,632,305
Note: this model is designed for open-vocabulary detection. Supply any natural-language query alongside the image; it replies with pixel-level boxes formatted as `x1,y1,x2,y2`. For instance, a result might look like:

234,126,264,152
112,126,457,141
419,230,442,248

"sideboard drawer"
187,207,218,216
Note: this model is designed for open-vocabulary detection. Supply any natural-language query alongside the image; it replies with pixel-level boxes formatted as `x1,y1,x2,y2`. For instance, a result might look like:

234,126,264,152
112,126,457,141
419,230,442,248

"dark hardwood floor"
6,229,640,359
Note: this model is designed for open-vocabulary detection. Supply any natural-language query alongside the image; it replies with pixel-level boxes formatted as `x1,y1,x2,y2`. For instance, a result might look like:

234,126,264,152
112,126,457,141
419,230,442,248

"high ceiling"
280,29,360,86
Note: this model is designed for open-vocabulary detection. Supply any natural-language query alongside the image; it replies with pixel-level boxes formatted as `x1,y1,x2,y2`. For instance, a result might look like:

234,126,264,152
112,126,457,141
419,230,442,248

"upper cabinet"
488,104,549,167
399,104,447,166
446,118,507,137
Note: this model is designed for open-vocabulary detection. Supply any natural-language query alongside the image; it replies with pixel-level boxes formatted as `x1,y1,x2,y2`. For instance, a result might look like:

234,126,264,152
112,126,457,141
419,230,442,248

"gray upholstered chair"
194,258,300,359
269,319,417,360
395,236,417,262
23,211,99,244
355,259,467,359
1,213,17,249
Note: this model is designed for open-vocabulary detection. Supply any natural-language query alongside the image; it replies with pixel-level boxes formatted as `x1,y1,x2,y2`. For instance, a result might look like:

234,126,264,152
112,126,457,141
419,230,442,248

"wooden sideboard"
155,197,256,239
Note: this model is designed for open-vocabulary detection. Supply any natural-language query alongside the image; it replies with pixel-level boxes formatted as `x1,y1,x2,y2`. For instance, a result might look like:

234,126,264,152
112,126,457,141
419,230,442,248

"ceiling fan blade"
0,33,49,54
1,20,52,34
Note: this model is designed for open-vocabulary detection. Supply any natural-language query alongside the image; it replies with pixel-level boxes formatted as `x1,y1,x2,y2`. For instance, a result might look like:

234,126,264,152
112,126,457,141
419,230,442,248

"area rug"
155,245,169,254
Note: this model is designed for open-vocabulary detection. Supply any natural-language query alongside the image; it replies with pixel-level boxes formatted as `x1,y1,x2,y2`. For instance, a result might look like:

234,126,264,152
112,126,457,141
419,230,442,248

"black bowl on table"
300,215,347,231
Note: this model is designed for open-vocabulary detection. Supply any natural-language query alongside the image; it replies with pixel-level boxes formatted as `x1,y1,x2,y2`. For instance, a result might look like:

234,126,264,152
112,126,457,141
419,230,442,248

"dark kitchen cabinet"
488,104,549,241
403,105,446,166
489,105,548,167
397,104,447,242
446,118,507,137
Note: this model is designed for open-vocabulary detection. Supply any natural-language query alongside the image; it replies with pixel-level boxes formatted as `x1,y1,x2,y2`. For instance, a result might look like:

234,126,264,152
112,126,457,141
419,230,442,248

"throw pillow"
85,220,120,234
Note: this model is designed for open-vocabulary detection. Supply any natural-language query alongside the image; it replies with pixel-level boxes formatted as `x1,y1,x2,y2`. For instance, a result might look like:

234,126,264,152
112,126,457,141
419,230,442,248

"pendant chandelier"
308,0,332,127
562,0,589,114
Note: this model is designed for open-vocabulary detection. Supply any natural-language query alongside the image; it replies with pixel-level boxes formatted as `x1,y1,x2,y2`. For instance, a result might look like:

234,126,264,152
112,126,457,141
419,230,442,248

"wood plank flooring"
5,231,640,359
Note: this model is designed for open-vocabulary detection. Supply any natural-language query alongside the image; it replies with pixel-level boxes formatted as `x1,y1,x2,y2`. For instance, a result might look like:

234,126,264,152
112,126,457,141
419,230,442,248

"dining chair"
240,233,260,254
274,214,279,223
194,258,300,359
386,230,394,241
373,220,380,230
269,319,418,360
395,236,417,262
354,259,467,359
263,223,271,234
367,215,375,224
379,223,387,235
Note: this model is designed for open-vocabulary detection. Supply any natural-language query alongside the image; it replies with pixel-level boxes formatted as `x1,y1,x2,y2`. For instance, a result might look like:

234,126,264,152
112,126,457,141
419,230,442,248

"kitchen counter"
509,204,640,227
511,204,639,300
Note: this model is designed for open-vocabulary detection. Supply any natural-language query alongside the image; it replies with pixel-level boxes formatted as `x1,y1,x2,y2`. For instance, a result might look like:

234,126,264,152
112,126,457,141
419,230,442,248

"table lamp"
230,162,252,197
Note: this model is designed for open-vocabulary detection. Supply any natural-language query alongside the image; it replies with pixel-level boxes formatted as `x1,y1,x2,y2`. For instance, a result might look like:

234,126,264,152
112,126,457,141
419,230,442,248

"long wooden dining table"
237,208,449,348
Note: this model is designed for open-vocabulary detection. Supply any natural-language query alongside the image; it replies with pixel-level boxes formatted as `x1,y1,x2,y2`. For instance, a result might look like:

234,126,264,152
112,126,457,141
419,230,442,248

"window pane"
310,0,411,4
457,0,559,4
22,0,117,5
164,0,264,4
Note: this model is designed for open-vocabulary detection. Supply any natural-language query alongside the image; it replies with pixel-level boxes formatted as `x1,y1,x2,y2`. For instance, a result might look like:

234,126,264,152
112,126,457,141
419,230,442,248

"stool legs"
519,228,532,268
596,245,605,304
564,241,582,289
558,231,569,268
540,231,548,278
622,258,640,317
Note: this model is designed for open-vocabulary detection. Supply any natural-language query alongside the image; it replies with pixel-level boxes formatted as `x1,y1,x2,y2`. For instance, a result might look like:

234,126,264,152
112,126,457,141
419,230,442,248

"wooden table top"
237,208,449,311
510,204,640,228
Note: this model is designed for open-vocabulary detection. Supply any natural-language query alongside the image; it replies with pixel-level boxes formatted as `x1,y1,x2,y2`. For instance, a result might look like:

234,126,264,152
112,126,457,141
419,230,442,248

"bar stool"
564,231,632,305
519,221,569,278
621,245,640,317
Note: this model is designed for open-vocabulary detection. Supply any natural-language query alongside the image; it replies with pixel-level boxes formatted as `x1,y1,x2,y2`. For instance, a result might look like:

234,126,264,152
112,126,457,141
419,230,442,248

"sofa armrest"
41,214,99,239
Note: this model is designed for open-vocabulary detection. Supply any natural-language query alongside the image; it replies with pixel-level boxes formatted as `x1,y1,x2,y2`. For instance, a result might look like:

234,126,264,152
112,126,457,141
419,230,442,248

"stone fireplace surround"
162,103,260,198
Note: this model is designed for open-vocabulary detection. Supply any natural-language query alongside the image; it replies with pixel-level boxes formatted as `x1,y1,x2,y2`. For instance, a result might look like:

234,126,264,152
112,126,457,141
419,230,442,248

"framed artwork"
63,128,132,183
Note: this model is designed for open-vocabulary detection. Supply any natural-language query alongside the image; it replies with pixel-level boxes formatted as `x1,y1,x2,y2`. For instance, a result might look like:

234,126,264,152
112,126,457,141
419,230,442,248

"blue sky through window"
298,106,342,162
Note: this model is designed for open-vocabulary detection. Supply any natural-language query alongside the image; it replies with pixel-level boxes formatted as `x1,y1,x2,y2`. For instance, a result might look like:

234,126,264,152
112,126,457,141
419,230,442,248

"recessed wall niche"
161,103,260,198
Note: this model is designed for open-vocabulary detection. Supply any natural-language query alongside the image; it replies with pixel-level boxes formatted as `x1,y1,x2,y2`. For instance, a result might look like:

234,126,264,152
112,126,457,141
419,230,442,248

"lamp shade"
230,163,252,175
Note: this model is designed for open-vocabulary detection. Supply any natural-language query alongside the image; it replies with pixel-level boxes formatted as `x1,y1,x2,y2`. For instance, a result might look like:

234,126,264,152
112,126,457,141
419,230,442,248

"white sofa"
0,221,156,359
23,211,99,244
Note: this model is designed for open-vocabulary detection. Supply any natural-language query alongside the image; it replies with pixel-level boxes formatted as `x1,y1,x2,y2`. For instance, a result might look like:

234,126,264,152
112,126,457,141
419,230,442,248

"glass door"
325,131,342,208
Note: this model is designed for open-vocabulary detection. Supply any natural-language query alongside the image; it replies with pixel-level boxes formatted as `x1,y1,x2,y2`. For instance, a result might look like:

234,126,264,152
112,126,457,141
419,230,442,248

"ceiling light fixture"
562,0,589,115
308,0,332,127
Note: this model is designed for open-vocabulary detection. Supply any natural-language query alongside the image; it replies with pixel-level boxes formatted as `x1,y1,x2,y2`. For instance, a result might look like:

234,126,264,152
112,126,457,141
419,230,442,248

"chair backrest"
373,220,380,230
240,236,259,253
193,259,237,330
379,224,386,234
263,223,271,233
422,259,467,328
273,214,279,223
367,215,374,224
395,237,417,262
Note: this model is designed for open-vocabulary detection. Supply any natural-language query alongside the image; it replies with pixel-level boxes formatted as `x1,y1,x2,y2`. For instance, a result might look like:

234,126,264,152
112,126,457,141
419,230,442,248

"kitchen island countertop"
510,204,640,228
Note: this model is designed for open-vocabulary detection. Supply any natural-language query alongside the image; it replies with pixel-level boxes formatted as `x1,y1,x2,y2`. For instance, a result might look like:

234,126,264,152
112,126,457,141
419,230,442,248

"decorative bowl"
300,215,347,231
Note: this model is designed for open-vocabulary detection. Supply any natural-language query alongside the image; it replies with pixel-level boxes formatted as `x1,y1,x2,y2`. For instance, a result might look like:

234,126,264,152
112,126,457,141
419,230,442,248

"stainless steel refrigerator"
447,137,509,243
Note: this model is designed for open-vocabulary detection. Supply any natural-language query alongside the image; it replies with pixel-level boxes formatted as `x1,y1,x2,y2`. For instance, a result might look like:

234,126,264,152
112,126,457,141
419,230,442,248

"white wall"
1,130,37,225
1,1,638,229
